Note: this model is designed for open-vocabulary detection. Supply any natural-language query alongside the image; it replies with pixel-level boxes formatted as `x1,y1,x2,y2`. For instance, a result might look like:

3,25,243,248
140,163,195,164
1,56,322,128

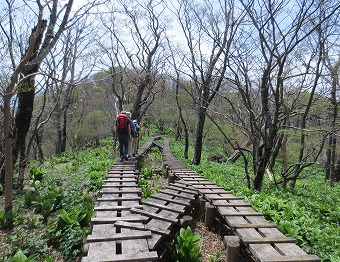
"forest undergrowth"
170,139,340,262
0,135,339,262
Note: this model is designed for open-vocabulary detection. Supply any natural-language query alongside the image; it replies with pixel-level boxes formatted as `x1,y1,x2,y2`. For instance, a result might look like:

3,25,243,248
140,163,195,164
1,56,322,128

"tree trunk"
13,87,35,185
192,106,207,165
4,94,13,211
228,139,253,163
61,109,68,153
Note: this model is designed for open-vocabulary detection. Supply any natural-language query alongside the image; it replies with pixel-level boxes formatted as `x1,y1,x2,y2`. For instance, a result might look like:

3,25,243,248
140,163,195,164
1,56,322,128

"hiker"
126,112,133,158
114,111,131,161
131,119,141,157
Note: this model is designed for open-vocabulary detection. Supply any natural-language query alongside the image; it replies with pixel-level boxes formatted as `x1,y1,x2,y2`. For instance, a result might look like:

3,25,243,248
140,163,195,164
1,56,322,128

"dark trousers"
118,133,129,157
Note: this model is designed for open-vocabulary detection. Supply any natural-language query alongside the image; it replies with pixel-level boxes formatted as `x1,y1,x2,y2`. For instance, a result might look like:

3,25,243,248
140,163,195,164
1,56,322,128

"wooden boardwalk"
161,138,320,262
82,136,321,262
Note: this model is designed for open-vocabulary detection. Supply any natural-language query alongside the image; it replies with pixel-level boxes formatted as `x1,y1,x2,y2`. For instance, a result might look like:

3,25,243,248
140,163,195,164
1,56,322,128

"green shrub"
0,209,16,229
29,167,45,182
2,250,38,262
168,226,202,262
48,195,94,260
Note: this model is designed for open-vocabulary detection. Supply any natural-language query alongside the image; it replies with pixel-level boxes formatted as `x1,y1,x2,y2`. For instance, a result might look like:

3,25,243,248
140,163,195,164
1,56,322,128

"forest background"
0,0,339,261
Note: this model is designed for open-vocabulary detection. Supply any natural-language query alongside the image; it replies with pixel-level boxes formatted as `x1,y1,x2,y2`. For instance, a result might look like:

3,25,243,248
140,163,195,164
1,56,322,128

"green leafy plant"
210,251,221,262
32,185,64,222
4,227,49,259
48,195,94,260
0,209,16,229
141,167,154,179
168,226,202,262
2,250,38,262
138,178,154,199
29,167,45,182
331,255,340,262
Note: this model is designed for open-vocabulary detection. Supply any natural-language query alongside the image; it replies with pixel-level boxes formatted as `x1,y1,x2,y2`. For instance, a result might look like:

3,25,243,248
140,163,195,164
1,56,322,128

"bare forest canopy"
0,0,339,201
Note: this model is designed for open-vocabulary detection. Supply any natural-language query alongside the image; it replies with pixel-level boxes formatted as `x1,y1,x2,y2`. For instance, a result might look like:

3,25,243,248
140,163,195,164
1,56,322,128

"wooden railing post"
223,236,240,262
204,202,215,227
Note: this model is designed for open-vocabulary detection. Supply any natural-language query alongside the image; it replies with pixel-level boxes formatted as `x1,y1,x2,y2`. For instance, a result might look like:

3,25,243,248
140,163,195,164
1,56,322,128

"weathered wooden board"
82,243,158,262
94,205,143,211
86,231,153,242
159,188,195,200
151,194,190,206
130,207,178,223
249,243,321,262
236,227,296,244
91,215,148,224
141,200,185,214
225,216,276,228
100,188,141,194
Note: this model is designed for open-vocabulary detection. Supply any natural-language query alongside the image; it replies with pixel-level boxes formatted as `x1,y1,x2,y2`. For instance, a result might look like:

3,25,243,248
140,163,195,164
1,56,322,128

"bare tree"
231,0,340,190
317,4,340,186
173,0,243,165
109,0,167,121
0,0,103,211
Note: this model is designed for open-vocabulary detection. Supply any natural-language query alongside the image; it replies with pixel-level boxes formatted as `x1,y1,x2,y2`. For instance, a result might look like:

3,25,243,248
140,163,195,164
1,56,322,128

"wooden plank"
207,196,243,200
86,231,152,242
141,200,185,213
166,185,198,195
214,202,252,207
104,179,137,182
108,170,138,173
106,175,137,179
91,216,147,224
130,207,178,223
236,228,296,244
94,205,142,211
199,189,232,194
151,194,189,206
193,185,224,189
224,215,277,228
180,177,208,181
97,196,141,202
82,250,158,262
102,184,138,188
115,220,170,235
160,189,194,200
275,243,321,259
221,211,262,216
249,243,320,262
171,183,197,193
100,188,141,194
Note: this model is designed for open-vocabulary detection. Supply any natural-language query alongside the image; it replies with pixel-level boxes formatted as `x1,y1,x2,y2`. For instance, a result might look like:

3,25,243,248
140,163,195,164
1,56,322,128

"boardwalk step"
250,243,320,262
141,200,185,213
86,231,153,242
91,216,147,224
94,205,143,211
82,251,159,262
115,221,171,235
130,207,178,223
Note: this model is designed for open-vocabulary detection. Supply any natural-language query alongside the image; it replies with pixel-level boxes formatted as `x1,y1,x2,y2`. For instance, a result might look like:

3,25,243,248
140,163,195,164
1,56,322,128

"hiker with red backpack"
114,111,131,162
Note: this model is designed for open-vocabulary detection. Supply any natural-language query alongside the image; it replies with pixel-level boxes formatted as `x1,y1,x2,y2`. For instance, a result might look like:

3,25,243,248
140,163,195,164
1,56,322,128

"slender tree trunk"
4,94,13,211
54,110,62,155
61,109,68,152
192,106,207,165
327,66,338,187
13,87,35,185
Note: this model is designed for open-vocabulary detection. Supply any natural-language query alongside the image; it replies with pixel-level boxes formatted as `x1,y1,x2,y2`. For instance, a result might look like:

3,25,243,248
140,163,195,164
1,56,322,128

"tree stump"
204,202,215,228
180,215,193,228
223,235,240,262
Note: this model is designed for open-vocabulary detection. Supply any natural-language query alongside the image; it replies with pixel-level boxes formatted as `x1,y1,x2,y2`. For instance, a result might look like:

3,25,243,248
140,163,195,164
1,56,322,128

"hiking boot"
124,155,129,161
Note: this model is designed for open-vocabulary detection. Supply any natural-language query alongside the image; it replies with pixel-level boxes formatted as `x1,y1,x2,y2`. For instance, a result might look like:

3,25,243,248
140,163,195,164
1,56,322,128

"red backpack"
116,113,128,133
